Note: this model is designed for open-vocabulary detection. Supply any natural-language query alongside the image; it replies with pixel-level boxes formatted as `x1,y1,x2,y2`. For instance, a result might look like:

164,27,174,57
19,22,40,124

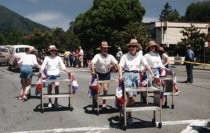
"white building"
148,21,209,47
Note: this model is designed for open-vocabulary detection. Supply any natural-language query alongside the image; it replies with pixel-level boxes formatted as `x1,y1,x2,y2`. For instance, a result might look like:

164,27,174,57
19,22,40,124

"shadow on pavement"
108,116,157,130
83,104,119,115
33,104,73,113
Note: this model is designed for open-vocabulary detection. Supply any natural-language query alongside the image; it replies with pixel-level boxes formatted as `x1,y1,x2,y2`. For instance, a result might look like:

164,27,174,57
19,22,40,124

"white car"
0,46,10,65
8,45,34,71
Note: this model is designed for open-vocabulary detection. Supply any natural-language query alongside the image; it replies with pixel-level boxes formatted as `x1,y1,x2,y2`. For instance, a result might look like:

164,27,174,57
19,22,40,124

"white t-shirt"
119,52,148,71
79,49,84,56
41,56,66,76
144,51,164,69
91,53,118,74
18,53,39,67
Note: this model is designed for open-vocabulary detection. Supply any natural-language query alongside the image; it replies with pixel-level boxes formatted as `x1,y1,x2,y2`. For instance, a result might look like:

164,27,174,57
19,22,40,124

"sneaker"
175,90,181,96
102,104,107,109
54,102,59,108
127,117,133,125
48,102,52,108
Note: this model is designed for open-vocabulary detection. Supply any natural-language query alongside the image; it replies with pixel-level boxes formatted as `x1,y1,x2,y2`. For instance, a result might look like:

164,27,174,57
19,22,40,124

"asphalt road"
0,65,209,133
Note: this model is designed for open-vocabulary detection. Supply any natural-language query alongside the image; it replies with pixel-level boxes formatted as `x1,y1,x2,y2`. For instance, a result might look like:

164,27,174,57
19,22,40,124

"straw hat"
127,39,139,47
48,45,58,51
100,41,111,48
146,40,160,51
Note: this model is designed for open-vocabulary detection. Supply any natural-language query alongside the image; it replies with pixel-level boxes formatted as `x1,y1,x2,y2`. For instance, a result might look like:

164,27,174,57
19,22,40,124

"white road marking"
11,119,210,133
158,119,210,126
12,125,109,133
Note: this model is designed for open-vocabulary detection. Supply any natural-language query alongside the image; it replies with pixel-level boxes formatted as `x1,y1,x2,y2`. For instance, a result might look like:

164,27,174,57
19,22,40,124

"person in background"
159,47,170,69
79,46,84,67
18,47,41,101
91,41,119,108
40,45,69,108
185,45,194,83
116,47,123,62
64,50,71,67
119,38,154,125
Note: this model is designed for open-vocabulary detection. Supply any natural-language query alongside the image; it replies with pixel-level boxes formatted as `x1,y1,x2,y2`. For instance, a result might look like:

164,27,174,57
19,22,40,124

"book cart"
154,72,177,109
92,78,119,115
120,84,163,130
40,74,73,113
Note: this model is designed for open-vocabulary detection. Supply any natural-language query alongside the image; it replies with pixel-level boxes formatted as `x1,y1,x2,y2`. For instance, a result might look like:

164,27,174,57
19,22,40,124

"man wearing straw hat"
91,41,119,108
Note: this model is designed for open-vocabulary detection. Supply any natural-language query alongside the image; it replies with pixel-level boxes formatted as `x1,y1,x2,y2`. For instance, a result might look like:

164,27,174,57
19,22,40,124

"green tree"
23,29,53,51
52,28,67,51
184,1,210,22
0,33,5,44
72,0,145,54
177,24,207,61
66,23,80,51
5,30,23,45
159,2,180,21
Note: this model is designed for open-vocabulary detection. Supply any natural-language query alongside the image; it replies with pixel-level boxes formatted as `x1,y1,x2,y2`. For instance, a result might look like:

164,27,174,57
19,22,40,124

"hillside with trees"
0,5,51,36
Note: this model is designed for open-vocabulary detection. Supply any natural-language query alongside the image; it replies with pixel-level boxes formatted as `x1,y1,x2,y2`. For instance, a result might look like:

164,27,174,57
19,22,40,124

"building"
147,21,209,64
148,21,209,47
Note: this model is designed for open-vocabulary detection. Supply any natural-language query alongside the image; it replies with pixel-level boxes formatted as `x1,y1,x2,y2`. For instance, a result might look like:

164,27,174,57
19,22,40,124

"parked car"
0,46,10,65
8,45,34,71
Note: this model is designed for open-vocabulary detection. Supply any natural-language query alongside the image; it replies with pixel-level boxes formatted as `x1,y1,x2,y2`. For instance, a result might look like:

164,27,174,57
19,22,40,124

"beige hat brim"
48,48,58,51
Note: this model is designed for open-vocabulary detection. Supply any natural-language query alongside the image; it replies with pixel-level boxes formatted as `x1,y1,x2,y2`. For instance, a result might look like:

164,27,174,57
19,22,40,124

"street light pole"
204,42,208,69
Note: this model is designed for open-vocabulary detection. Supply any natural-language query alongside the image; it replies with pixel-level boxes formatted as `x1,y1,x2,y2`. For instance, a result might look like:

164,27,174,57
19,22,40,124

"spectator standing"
18,47,41,100
79,46,84,67
119,39,154,125
185,45,194,83
116,47,123,62
64,50,71,67
91,41,119,108
40,45,69,108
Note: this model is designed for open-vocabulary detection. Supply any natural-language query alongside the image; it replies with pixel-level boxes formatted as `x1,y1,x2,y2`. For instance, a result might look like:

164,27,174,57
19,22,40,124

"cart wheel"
164,102,168,107
152,118,156,124
158,123,162,128
171,105,175,109
122,126,127,131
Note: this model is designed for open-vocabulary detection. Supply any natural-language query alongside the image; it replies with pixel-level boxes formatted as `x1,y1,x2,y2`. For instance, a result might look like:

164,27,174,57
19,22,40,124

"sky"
0,0,207,30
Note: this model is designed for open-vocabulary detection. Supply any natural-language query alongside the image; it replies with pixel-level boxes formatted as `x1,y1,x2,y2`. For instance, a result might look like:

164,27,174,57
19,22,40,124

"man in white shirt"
91,41,119,108
79,46,84,67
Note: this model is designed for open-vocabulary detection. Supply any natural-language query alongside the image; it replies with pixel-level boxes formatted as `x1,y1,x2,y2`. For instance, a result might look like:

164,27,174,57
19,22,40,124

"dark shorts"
96,72,111,80
20,65,33,79
45,75,60,86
